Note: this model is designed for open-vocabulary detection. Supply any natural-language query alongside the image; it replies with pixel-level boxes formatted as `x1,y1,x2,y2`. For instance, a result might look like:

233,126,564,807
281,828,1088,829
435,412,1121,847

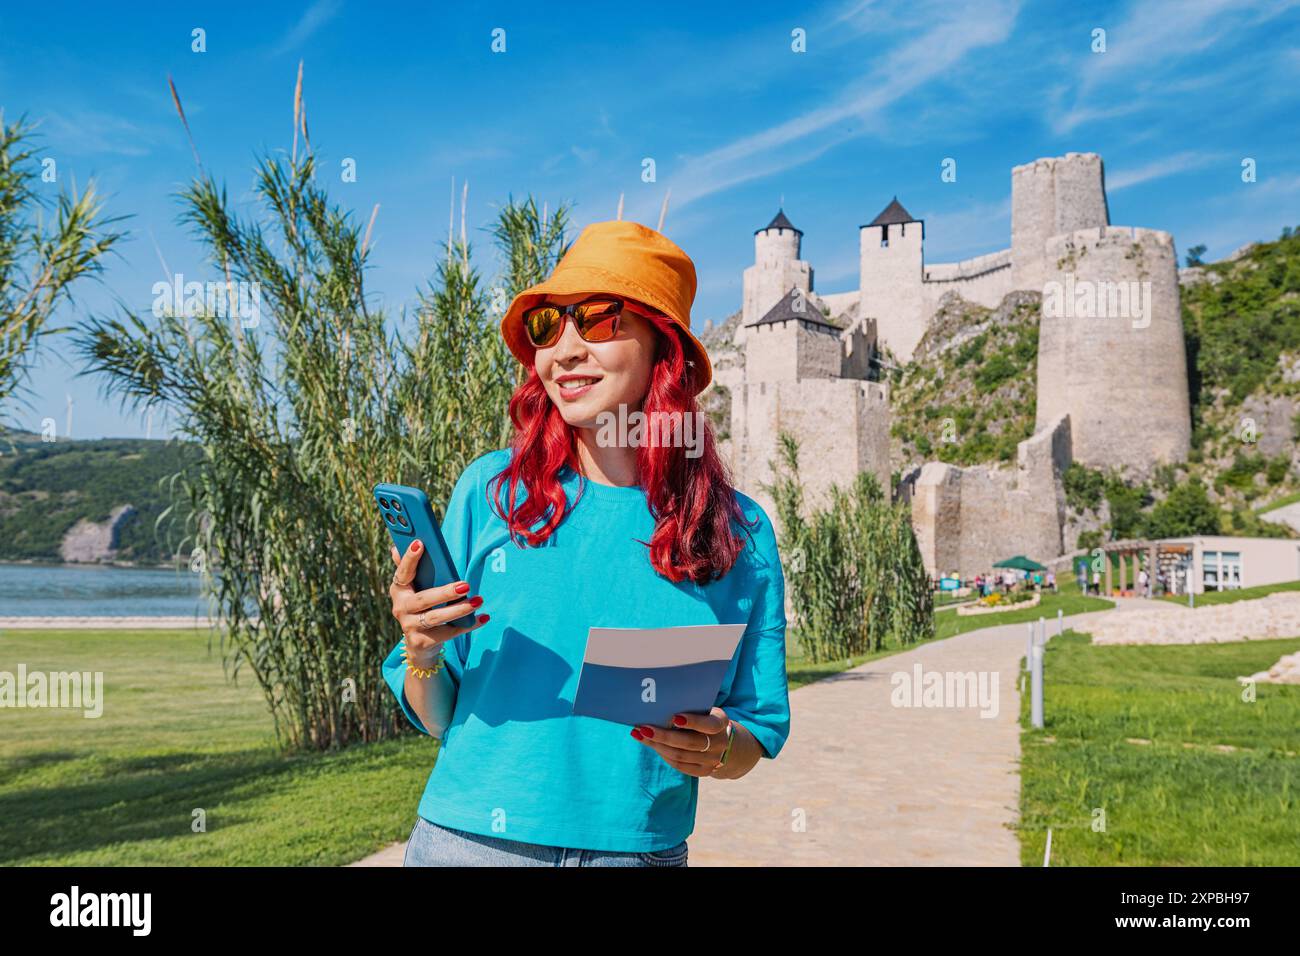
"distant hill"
0,429,201,564
1180,230,1300,514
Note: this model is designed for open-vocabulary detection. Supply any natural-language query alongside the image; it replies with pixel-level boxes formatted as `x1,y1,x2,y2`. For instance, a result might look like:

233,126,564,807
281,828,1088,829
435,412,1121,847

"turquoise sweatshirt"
381,448,790,852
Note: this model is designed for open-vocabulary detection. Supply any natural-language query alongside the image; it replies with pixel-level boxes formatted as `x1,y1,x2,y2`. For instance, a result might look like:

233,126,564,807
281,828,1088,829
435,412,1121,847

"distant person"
1138,568,1150,598
1091,569,1101,595
1046,570,1057,593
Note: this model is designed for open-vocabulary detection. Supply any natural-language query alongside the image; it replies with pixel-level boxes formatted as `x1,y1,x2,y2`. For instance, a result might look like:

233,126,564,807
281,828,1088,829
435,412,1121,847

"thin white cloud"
656,0,1022,215
271,0,343,56
1107,151,1224,191
36,110,151,157
1054,0,1300,133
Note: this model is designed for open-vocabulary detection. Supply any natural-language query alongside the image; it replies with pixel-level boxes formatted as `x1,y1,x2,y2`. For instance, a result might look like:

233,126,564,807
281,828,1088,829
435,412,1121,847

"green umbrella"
993,555,1047,572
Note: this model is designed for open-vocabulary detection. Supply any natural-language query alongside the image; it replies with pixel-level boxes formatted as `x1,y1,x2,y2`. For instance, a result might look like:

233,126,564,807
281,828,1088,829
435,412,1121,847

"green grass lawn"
1,625,938,863
0,629,434,866
1018,630,1300,865
935,590,1112,641
787,582,1113,688
1159,579,1300,607
2,587,1126,866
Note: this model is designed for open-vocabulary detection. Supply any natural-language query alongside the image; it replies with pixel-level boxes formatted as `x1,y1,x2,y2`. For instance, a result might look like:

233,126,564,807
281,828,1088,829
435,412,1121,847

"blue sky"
3,0,1298,438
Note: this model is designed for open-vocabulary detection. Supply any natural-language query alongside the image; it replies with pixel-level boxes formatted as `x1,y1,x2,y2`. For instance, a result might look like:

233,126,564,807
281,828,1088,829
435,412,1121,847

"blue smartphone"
373,482,477,629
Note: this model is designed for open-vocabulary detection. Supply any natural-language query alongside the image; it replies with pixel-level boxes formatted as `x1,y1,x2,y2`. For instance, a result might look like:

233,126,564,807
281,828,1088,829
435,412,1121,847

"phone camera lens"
378,496,390,509
397,514,408,527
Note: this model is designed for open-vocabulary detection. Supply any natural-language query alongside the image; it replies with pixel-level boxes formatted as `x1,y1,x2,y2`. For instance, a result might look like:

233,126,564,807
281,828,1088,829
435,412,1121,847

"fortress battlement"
1010,151,1104,178
1047,224,1176,254
923,248,1012,283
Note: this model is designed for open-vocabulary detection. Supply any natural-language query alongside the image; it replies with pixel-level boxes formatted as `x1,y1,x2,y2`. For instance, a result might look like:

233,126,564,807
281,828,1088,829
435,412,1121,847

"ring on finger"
417,610,433,629
701,732,712,753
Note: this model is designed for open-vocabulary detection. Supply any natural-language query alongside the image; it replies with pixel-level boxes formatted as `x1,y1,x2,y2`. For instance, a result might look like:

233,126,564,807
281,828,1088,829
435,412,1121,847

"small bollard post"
1038,615,1046,648
1026,622,1035,671
1031,638,1045,729
1057,608,1064,637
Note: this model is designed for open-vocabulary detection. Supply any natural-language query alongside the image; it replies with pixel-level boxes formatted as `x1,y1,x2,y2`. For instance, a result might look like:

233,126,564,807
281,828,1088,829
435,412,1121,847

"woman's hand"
630,707,734,778
389,540,487,664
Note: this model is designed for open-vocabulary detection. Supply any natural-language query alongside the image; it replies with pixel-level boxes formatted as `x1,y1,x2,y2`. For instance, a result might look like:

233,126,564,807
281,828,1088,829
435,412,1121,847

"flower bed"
957,591,1042,616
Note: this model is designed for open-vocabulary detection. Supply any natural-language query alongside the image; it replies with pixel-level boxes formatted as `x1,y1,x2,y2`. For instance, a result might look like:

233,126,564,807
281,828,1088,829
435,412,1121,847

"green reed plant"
0,112,124,422
767,430,933,661
76,116,569,749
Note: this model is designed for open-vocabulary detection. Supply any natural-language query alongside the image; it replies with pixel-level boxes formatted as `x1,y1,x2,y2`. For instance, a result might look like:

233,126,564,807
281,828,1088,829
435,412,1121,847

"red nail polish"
478,613,490,624
455,582,470,594
640,726,654,738
630,728,643,740
469,596,483,608
672,715,686,726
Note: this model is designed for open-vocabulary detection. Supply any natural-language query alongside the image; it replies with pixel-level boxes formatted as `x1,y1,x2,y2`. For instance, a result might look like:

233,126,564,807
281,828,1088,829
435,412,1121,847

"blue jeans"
402,816,689,867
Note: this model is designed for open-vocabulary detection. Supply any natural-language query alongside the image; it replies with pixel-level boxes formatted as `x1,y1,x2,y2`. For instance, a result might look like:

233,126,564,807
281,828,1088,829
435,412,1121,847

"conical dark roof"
747,287,838,330
755,208,802,235
867,196,915,226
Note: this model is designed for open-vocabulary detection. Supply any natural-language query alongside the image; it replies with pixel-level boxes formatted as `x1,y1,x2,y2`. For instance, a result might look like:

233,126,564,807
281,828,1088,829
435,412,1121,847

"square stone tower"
731,286,891,520
740,210,812,348
858,198,926,362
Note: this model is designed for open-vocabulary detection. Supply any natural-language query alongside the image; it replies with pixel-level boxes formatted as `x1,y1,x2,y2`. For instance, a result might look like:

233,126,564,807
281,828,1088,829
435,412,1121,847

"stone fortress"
706,152,1192,576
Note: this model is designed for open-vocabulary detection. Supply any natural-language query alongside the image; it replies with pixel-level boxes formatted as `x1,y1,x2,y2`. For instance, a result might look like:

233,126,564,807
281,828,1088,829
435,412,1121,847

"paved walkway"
351,599,1173,867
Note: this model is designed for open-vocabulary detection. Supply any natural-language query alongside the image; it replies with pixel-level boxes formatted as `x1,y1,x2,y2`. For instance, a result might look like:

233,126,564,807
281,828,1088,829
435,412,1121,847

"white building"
1173,536,1300,594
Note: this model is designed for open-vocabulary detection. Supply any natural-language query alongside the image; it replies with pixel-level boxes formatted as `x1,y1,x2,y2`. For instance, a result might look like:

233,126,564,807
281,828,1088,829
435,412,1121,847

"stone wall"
1088,592,1300,646
920,254,1015,314
731,377,891,520
907,415,1072,576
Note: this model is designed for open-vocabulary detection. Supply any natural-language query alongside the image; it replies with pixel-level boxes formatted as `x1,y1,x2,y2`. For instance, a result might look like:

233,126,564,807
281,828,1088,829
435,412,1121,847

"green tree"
1104,477,1150,539
1145,481,1221,538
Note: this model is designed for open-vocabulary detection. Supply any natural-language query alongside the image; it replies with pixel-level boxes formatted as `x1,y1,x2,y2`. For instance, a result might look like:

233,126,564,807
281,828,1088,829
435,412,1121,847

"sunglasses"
522,295,656,349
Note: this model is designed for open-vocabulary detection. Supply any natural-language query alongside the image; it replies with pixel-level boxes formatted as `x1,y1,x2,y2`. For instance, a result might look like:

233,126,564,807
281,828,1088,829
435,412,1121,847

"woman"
381,220,790,867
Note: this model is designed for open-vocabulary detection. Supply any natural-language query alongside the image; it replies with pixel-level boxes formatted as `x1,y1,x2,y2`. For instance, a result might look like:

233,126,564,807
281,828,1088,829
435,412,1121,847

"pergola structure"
1083,539,1195,596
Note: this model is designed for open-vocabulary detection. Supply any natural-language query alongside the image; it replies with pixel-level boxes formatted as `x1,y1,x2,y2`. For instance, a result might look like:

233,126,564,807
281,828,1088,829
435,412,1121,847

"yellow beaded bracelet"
401,641,446,679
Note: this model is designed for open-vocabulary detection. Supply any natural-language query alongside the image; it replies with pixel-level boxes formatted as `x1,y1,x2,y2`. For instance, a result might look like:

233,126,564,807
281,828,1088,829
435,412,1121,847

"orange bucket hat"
499,220,713,395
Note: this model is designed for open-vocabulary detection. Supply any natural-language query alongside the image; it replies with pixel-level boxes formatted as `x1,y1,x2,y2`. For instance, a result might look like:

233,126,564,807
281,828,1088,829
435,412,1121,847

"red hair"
486,310,758,585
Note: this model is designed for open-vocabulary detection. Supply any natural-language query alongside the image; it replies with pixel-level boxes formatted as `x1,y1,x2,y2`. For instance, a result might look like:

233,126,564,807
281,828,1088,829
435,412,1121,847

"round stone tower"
1011,153,1110,291
740,209,812,345
1034,225,1190,473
